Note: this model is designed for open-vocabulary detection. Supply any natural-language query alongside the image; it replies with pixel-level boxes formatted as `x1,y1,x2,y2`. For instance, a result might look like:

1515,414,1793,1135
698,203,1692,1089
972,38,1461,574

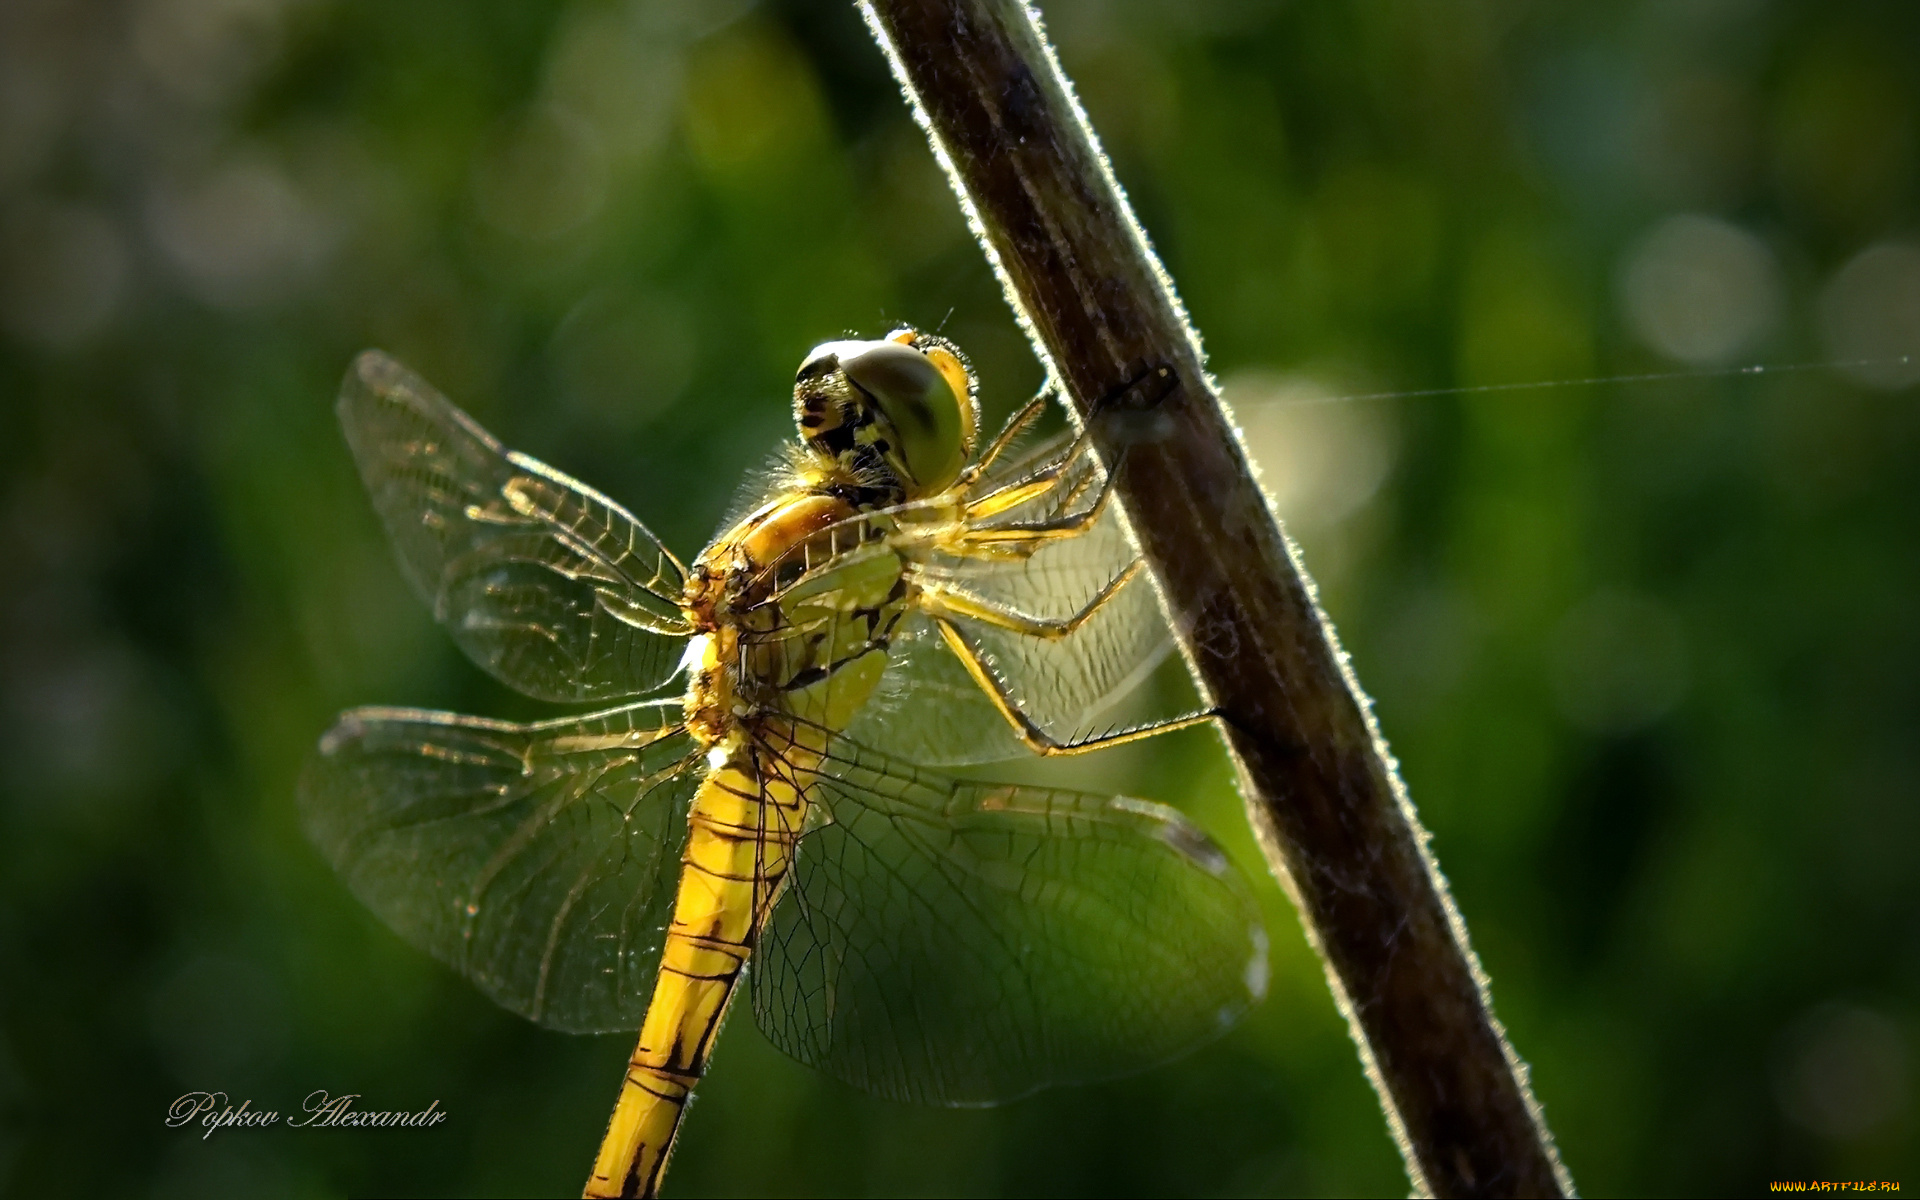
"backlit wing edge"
339,350,692,704
299,700,701,1034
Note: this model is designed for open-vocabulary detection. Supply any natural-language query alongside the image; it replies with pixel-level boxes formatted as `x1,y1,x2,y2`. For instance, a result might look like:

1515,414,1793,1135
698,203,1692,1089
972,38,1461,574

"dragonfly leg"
913,559,1143,641
958,390,1051,486
946,465,1115,557
932,616,1216,756
963,428,1096,520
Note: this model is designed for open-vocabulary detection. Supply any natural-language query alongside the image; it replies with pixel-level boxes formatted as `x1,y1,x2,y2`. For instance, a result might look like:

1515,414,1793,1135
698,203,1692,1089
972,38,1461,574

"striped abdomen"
582,746,808,1198
586,494,908,1198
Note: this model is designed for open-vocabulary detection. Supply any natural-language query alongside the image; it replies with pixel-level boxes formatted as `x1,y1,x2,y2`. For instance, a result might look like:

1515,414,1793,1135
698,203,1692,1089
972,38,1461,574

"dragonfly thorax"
687,493,861,614
682,489,909,755
793,329,978,503
680,629,737,751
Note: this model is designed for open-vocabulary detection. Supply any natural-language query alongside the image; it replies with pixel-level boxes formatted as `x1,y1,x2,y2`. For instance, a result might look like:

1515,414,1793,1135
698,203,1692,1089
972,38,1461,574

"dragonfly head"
794,329,979,499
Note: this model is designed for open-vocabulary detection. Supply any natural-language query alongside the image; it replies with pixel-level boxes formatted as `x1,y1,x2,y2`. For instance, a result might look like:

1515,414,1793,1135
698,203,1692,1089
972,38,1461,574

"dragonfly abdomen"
584,758,805,1199
591,496,909,1198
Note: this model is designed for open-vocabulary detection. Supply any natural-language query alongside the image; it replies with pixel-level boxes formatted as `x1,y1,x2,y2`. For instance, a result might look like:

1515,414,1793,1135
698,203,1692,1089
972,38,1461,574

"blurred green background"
2,0,1917,1195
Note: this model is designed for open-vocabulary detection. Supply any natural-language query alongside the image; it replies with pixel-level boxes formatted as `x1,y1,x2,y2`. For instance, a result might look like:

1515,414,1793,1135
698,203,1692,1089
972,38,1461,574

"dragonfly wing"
751,735,1266,1105
299,701,701,1034
339,350,692,704
840,611,1028,767
902,450,1181,754
937,532,1178,745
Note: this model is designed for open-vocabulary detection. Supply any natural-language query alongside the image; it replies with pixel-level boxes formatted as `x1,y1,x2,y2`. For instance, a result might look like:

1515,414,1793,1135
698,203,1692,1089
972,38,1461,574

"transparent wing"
929,517,1178,747
339,350,692,704
864,431,1179,762
299,700,701,1034
752,732,1266,1105
841,610,1028,766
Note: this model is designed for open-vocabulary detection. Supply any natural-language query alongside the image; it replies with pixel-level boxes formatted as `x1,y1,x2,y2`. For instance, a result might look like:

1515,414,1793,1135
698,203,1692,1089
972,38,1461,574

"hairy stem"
859,1,1574,1196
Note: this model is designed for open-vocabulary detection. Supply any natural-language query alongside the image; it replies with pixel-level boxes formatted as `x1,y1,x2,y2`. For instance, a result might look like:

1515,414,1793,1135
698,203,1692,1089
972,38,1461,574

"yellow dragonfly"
300,330,1267,1197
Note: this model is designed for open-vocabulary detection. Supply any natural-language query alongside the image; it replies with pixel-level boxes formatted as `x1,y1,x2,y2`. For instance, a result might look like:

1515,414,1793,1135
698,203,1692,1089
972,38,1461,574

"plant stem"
859,2,1574,1196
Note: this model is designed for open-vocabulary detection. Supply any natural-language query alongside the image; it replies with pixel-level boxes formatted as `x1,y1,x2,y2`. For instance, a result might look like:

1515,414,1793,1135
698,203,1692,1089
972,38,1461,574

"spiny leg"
960,376,1115,522
913,559,1143,641
963,420,1099,521
964,361,1174,520
960,391,1051,486
932,617,1216,756
944,464,1118,558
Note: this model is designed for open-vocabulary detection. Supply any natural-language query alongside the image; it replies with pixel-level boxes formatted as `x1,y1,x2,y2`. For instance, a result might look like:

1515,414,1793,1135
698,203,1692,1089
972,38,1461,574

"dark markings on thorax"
776,577,910,694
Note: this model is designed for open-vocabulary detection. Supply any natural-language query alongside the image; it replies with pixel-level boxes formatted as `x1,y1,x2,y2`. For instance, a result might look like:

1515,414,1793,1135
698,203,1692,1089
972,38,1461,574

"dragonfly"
300,330,1268,1198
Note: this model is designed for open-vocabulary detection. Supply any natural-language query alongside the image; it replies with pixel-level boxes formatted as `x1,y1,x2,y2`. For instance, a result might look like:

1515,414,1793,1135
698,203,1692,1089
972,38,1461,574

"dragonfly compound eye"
794,334,979,497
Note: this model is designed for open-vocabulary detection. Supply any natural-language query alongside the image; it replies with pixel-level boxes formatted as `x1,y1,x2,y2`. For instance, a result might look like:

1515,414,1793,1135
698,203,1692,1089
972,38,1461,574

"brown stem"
859,2,1575,1196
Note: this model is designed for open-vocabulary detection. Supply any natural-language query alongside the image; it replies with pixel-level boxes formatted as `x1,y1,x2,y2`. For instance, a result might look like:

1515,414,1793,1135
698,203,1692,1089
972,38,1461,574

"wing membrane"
299,701,700,1033
339,351,692,704
855,430,1180,762
842,611,1028,766
752,732,1266,1105
934,496,1178,748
